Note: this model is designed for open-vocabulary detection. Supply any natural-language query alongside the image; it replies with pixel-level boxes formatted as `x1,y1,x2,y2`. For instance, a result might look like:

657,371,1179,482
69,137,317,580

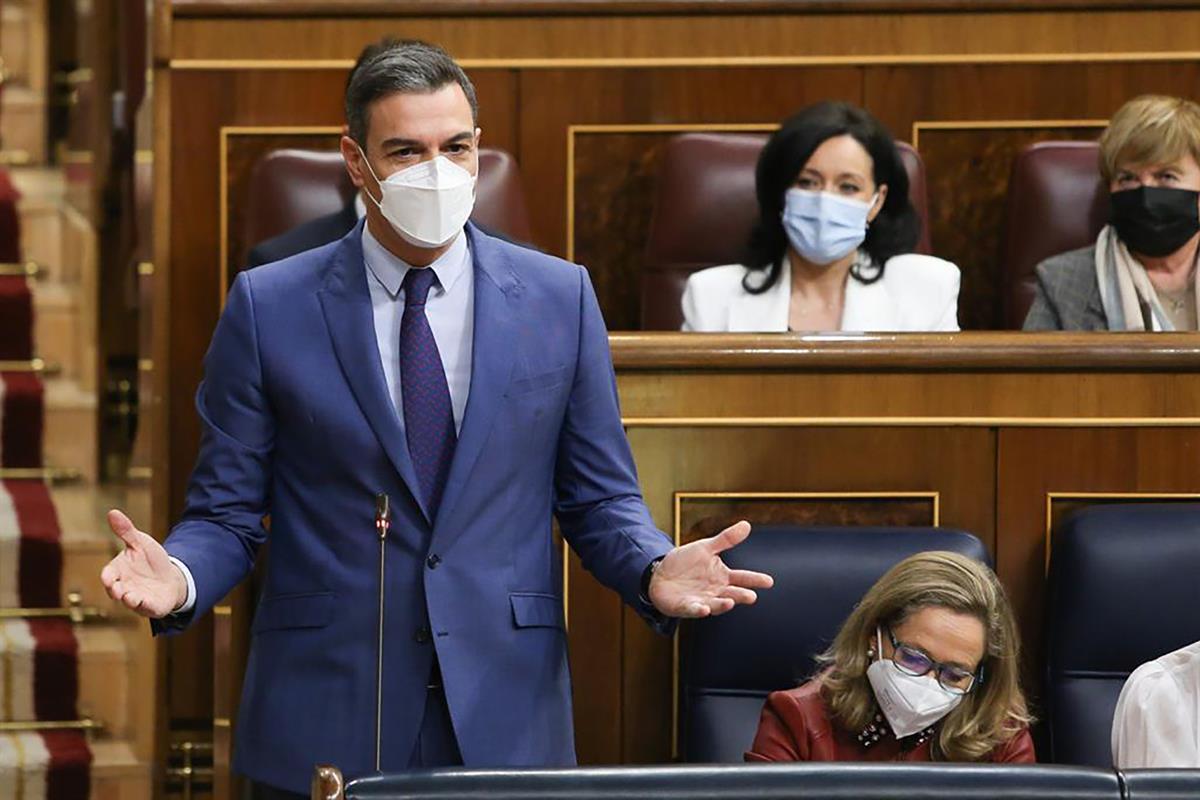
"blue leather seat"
1121,769,1200,800
678,525,990,763
342,763,1121,799
1045,504,1200,767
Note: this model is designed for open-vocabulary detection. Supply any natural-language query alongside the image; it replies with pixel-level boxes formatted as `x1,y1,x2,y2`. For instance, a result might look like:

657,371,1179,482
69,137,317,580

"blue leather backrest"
1045,504,1200,767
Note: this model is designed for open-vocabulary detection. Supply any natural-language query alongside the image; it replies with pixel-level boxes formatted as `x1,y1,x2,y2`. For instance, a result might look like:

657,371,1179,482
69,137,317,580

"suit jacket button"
414,626,432,644
426,553,441,569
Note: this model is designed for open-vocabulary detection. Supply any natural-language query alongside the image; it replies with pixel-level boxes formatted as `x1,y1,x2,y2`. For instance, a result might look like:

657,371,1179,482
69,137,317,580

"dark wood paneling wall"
177,62,1200,335
154,0,1200,779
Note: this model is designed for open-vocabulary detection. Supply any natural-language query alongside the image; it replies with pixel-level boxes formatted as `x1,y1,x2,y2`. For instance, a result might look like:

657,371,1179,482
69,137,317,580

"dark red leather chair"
241,147,533,268
1000,141,1108,329
641,133,931,331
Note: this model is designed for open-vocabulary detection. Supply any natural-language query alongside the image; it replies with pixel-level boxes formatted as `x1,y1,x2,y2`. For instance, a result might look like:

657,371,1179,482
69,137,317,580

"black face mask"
1110,185,1200,258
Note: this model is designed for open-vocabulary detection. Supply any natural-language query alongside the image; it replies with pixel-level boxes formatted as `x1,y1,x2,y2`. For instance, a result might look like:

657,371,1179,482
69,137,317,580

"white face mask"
866,627,963,739
358,148,477,248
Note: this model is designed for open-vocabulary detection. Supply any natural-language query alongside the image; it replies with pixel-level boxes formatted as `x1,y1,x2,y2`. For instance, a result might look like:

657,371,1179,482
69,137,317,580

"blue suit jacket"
156,223,673,792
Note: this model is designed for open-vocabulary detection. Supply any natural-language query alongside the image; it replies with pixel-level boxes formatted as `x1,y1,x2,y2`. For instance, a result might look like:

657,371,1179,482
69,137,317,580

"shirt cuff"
168,556,197,614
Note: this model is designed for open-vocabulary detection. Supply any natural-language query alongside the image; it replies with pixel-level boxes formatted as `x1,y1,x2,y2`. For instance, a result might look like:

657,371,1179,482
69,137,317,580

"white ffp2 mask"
359,149,477,248
866,627,963,739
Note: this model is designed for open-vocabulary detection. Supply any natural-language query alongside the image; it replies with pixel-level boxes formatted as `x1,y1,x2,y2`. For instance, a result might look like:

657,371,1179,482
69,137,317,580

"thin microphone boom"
374,492,391,772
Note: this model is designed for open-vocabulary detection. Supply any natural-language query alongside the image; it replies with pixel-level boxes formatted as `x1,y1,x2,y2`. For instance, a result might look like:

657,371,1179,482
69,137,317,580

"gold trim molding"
171,52,1200,72
911,118,1109,150
1043,491,1200,571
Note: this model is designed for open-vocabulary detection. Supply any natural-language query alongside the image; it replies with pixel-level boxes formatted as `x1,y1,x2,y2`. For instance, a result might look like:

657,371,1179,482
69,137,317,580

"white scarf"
1094,225,1199,331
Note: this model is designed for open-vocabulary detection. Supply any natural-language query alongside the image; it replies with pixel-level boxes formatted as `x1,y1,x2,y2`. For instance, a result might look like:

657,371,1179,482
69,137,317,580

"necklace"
855,711,936,750
1159,276,1195,312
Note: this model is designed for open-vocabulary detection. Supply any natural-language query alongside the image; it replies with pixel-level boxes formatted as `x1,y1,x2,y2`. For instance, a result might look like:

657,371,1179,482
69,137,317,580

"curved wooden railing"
608,332,1200,371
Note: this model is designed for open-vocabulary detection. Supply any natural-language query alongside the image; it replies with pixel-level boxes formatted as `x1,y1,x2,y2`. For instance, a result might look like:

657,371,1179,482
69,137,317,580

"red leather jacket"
746,681,1035,763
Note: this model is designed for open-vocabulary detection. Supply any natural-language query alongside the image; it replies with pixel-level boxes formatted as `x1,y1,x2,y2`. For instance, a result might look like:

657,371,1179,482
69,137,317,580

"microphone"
374,492,391,771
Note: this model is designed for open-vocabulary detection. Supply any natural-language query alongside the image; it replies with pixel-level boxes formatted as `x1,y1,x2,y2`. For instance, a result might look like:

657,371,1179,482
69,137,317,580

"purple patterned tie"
400,267,457,516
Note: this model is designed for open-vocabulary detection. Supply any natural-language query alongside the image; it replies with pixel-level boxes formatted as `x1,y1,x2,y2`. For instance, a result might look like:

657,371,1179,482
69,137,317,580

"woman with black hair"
681,102,960,332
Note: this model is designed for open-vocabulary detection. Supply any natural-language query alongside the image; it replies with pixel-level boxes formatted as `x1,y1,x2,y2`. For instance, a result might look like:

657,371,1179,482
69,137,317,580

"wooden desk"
562,332,1200,763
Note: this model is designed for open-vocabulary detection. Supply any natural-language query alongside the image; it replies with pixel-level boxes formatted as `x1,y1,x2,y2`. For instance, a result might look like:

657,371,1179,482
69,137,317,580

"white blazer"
680,253,961,332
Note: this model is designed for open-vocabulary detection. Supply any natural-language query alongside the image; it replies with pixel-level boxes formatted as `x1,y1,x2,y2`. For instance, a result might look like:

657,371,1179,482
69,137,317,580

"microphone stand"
374,493,391,772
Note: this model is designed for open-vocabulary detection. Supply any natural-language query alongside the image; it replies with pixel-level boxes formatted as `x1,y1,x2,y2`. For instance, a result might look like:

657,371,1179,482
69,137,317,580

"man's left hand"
648,520,774,618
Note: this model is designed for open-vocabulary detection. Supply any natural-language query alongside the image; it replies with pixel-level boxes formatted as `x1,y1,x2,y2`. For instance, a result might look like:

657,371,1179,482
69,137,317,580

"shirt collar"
361,219,471,299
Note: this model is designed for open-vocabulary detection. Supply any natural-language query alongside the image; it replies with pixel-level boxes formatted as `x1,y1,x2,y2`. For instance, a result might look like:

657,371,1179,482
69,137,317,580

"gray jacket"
1022,245,1110,331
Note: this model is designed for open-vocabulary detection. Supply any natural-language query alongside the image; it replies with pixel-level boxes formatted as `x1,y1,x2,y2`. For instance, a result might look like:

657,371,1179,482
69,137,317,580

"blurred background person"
681,102,959,333
746,551,1034,763
1112,639,1200,768
1025,95,1200,331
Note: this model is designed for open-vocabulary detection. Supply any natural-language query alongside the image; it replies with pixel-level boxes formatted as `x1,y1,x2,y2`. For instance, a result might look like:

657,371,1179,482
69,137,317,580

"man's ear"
341,135,368,190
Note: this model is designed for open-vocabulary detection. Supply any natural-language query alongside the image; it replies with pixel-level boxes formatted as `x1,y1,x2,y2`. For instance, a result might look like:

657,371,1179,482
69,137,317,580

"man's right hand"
100,509,187,619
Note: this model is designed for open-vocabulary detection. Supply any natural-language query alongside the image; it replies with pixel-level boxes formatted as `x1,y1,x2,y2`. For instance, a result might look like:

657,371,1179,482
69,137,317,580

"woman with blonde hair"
1025,94,1200,330
746,551,1034,762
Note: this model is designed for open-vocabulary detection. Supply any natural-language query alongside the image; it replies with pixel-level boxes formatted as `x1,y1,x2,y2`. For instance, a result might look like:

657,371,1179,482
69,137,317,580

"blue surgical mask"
782,188,877,266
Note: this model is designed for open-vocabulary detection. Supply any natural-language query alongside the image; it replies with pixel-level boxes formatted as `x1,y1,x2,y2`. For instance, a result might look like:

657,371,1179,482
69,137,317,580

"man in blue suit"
99,39,772,798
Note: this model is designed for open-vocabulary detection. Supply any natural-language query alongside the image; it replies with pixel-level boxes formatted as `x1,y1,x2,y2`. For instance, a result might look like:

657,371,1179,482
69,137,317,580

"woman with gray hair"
746,551,1034,763
1025,95,1200,330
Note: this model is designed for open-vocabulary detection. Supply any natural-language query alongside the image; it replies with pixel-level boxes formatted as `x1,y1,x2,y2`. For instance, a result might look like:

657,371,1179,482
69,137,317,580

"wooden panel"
168,1,1200,16
676,494,938,545
168,9,1200,62
996,428,1200,697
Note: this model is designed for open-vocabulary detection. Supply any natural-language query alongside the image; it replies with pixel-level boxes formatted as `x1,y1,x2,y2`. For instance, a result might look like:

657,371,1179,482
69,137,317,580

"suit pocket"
506,366,571,397
510,592,566,629
252,591,336,634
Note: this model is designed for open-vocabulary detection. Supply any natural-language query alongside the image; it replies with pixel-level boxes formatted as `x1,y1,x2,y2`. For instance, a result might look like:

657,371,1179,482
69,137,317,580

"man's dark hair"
743,101,920,293
345,38,479,146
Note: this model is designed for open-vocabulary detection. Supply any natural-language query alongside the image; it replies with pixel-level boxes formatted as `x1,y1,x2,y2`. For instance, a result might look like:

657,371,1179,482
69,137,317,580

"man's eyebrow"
442,131,475,145
379,137,423,150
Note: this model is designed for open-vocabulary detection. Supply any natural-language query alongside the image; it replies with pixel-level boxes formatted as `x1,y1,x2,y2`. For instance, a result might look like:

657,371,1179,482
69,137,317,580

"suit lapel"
841,273,897,332
316,222,430,522
432,225,518,545
729,261,791,331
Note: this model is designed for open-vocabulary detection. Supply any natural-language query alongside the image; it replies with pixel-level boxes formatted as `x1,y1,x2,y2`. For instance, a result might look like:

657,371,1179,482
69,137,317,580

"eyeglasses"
885,627,983,695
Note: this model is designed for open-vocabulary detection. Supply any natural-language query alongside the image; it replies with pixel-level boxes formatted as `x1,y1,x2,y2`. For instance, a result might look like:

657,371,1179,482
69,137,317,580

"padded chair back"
1045,504,1200,767
641,133,932,330
241,147,533,265
1000,141,1108,329
343,763,1122,800
680,525,989,764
